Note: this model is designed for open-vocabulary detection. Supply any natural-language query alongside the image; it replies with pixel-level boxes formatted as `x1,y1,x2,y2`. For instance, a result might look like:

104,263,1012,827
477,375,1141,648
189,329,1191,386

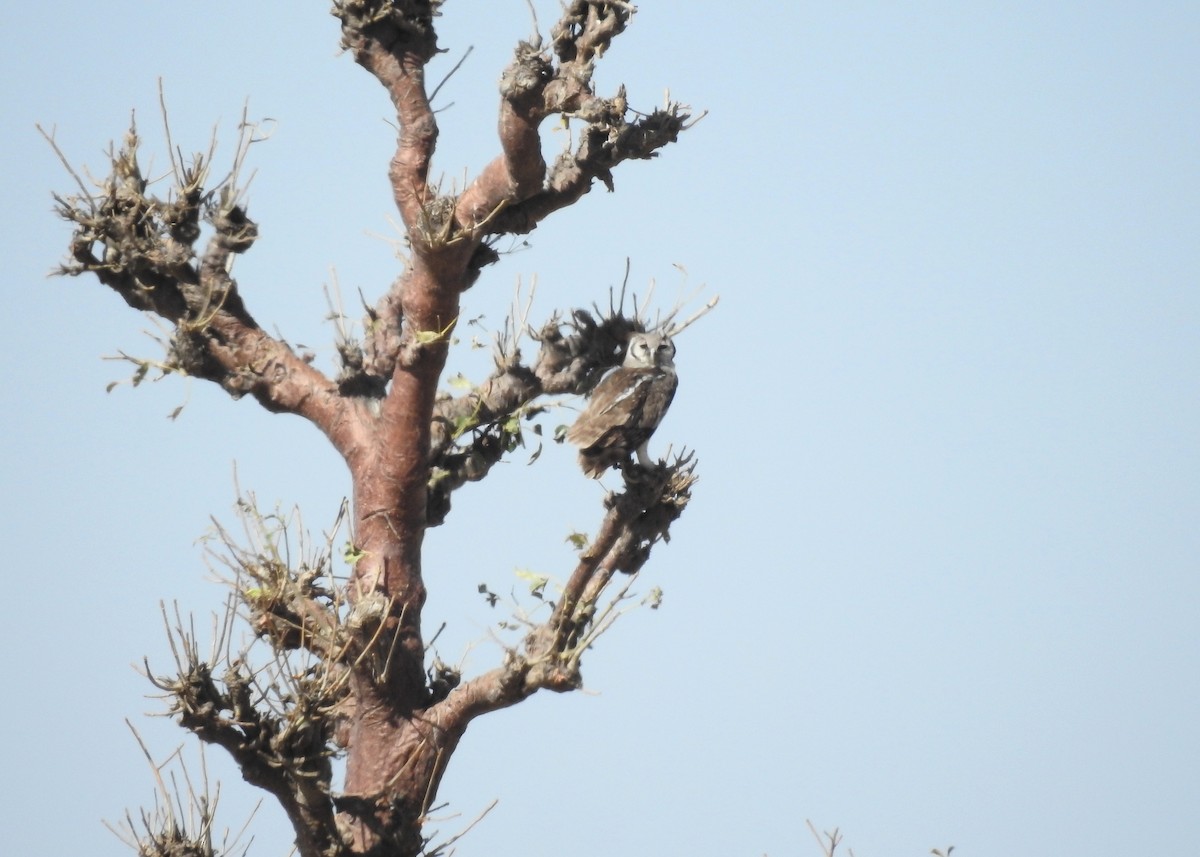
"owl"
567,331,678,479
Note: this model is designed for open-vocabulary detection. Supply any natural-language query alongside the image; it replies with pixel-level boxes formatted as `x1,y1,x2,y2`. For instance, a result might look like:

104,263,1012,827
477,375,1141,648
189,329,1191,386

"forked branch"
458,2,693,237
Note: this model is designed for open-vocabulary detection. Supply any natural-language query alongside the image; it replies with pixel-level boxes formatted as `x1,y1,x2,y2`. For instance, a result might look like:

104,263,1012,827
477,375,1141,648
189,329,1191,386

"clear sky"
3,2,1198,855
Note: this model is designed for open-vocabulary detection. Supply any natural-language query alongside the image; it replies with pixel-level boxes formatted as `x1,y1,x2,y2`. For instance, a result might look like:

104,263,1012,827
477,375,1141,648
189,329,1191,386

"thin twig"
158,78,180,187
125,719,174,805
523,0,540,38
667,295,719,336
35,123,91,199
806,819,842,857
426,798,499,856
430,45,474,105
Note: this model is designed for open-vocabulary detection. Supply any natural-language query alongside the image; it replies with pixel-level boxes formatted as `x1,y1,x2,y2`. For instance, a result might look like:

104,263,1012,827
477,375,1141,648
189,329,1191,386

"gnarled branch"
149,604,343,857
49,121,358,457
457,2,691,239
428,454,698,734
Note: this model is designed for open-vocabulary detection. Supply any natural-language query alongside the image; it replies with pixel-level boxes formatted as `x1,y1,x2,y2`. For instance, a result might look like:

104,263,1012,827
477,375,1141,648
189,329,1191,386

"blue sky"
3,2,1198,855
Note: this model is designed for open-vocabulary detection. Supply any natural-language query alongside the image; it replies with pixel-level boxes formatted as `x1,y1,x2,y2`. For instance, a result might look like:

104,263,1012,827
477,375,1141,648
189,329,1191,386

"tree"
47,3,699,855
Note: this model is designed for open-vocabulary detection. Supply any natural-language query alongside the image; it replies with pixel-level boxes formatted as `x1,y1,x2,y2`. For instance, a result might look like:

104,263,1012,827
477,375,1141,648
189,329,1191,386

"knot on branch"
572,87,628,126
240,553,341,653
335,331,389,399
163,186,204,246
332,793,425,857
427,657,462,704
522,653,584,693
211,198,259,254
500,41,554,104
615,104,689,159
333,0,442,46
551,0,634,64
334,0,442,95
411,194,463,252
346,590,392,639
345,291,403,396
426,421,514,527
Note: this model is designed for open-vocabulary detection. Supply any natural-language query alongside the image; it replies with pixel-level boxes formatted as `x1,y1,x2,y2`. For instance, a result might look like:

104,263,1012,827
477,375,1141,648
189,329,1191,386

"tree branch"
334,0,440,230
425,308,643,524
150,607,343,857
456,1,690,240
50,121,360,457
429,455,697,734
486,103,691,236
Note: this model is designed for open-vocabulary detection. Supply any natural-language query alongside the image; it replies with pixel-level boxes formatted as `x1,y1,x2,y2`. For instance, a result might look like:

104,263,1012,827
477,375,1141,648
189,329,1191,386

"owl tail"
578,449,621,479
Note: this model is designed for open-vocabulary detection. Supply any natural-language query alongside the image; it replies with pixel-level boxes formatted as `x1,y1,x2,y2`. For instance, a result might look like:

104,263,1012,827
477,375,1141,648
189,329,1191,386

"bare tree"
48,3,699,855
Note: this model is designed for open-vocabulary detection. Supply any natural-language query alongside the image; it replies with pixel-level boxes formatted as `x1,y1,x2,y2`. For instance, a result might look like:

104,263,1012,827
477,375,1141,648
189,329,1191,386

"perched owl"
567,331,678,479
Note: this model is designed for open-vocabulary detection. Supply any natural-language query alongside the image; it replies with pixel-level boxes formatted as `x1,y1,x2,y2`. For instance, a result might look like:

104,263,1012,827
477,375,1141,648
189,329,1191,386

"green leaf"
343,542,365,565
452,414,478,438
447,372,472,391
565,531,589,550
514,568,549,598
412,317,457,345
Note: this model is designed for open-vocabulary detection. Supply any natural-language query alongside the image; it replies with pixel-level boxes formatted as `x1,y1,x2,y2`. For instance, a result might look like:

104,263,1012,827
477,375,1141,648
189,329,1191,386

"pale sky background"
3,2,1198,855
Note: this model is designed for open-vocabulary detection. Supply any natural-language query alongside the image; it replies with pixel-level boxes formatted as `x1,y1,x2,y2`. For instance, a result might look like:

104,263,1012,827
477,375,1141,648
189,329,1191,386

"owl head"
623,331,676,370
